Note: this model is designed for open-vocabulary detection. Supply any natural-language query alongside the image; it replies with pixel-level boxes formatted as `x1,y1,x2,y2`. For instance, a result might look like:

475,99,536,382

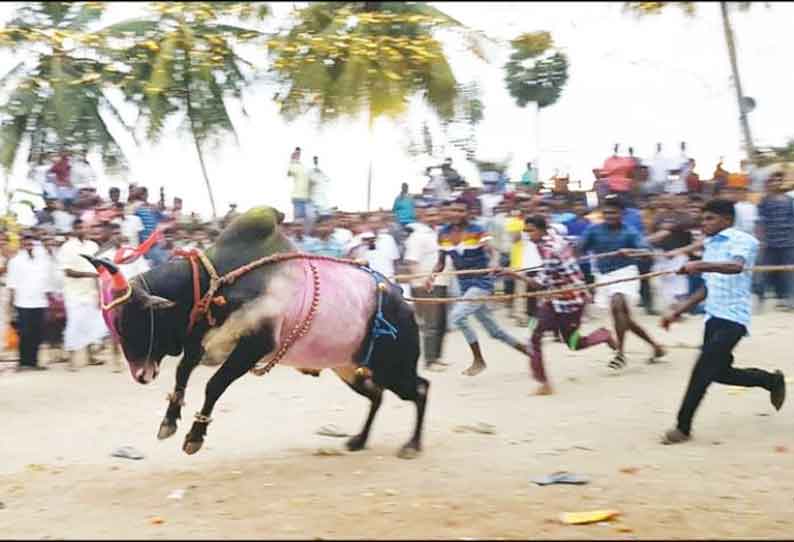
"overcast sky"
2,1,793,219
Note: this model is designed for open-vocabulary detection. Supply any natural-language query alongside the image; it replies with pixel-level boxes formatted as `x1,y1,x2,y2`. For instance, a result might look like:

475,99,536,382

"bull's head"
82,255,177,385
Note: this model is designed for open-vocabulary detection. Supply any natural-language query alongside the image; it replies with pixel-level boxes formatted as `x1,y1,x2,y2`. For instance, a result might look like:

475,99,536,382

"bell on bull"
85,206,429,460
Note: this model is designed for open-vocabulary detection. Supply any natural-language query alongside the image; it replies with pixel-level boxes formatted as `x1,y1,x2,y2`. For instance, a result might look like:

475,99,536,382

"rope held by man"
403,264,794,305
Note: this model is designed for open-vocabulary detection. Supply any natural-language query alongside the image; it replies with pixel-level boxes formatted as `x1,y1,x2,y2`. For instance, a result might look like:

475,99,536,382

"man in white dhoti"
57,219,108,370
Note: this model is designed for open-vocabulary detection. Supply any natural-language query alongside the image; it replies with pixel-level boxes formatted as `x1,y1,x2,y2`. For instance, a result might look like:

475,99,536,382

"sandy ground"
2,307,794,539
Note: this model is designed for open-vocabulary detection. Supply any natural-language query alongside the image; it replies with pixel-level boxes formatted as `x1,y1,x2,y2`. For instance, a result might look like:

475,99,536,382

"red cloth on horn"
113,223,166,265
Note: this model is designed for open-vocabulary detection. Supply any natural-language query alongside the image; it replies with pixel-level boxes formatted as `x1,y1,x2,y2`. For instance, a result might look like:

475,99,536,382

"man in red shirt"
49,151,75,202
600,144,635,194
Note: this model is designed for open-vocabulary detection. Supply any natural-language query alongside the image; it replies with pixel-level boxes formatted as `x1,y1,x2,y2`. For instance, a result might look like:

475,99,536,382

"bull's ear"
142,295,176,310
275,209,285,224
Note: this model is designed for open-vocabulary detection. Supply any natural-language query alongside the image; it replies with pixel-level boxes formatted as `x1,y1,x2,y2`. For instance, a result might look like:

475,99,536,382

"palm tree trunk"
184,72,218,220
720,1,754,159
191,134,218,220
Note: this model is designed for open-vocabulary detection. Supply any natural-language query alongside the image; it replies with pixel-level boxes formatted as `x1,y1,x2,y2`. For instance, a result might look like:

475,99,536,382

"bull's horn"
82,254,120,275
82,254,128,292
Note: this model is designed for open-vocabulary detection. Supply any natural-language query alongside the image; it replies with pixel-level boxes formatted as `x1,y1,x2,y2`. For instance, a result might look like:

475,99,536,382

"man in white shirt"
666,141,689,194
308,156,332,219
644,143,671,195
7,232,57,370
57,220,108,370
725,185,758,235
331,214,354,247
403,207,450,371
70,151,97,190
109,202,144,249
347,216,400,279
287,147,311,230
53,200,75,234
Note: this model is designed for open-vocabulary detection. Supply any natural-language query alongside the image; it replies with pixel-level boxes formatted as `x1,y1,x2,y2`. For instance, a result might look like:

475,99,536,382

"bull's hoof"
183,438,204,455
345,434,367,452
157,421,178,440
397,443,420,460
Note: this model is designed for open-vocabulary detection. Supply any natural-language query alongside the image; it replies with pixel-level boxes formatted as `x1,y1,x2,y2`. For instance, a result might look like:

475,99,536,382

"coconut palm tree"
98,2,270,219
267,2,488,210
624,1,758,158
503,31,569,181
0,2,134,177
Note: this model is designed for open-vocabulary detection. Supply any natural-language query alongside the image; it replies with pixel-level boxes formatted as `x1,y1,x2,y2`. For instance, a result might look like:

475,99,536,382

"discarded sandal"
532,471,590,486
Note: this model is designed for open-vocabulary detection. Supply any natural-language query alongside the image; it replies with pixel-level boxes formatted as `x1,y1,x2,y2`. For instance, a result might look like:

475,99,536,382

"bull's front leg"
158,344,204,440
183,333,272,455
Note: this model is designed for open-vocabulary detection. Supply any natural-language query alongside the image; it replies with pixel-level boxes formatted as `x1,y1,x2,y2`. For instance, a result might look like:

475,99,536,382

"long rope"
391,249,656,282
402,264,794,304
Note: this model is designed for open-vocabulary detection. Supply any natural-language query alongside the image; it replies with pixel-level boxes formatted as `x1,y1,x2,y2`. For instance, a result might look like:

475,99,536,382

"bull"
83,207,429,458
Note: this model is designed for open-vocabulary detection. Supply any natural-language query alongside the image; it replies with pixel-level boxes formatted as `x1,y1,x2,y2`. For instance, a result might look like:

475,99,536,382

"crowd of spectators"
1,144,791,373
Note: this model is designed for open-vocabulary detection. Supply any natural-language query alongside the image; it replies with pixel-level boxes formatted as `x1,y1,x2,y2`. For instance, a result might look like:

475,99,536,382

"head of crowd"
3,144,792,272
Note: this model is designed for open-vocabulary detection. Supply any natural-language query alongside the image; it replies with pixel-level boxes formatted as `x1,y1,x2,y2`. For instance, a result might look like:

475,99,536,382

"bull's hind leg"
158,345,203,440
183,333,272,455
333,366,383,451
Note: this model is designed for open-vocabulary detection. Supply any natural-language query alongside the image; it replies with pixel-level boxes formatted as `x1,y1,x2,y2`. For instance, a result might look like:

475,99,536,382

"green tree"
267,2,486,210
504,32,569,109
99,2,269,219
0,2,134,175
624,1,758,159
503,31,569,179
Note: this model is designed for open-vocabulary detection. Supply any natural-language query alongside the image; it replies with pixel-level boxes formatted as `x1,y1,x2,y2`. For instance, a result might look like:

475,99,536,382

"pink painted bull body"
202,259,377,370
85,206,428,459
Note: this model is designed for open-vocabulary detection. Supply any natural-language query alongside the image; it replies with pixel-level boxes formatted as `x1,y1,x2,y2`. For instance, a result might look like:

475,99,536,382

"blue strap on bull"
359,266,398,368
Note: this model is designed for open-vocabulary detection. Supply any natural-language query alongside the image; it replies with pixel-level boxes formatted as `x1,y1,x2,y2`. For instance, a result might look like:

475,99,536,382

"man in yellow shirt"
506,212,528,325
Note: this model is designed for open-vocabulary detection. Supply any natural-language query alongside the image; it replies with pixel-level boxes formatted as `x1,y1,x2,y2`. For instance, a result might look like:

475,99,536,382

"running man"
660,198,785,444
579,194,666,369
500,215,617,395
425,199,529,376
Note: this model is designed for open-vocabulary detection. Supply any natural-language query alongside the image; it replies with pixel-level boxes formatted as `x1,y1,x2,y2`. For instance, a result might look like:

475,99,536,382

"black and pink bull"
84,206,429,459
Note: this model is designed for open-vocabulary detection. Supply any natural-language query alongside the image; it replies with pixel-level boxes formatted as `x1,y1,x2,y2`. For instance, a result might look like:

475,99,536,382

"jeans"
448,286,520,347
757,246,794,307
17,307,45,367
292,199,314,234
410,285,447,364
676,317,775,435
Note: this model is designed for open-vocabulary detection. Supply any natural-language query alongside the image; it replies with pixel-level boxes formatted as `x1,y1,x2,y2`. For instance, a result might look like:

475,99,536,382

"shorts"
593,265,640,309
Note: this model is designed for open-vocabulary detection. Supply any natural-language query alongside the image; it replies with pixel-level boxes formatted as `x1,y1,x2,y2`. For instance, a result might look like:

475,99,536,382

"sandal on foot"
608,353,627,370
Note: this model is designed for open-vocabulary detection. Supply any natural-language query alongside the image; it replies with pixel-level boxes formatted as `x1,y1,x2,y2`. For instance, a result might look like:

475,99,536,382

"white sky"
1,1,793,219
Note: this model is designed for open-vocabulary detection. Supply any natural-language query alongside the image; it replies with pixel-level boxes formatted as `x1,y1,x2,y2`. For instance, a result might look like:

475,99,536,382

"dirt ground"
2,307,794,539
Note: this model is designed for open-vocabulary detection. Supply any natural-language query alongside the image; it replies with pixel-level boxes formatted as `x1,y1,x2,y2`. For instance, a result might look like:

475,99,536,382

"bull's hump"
211,206,293,260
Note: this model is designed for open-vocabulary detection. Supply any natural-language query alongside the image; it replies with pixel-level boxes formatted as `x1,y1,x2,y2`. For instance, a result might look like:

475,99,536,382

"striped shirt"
758,195,794,248
702,227,758,330
438,223,493,292
134,205,164,244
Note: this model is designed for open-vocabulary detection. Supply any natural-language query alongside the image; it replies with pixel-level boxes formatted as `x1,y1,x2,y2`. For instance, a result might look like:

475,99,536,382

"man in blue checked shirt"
660,198,786,445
